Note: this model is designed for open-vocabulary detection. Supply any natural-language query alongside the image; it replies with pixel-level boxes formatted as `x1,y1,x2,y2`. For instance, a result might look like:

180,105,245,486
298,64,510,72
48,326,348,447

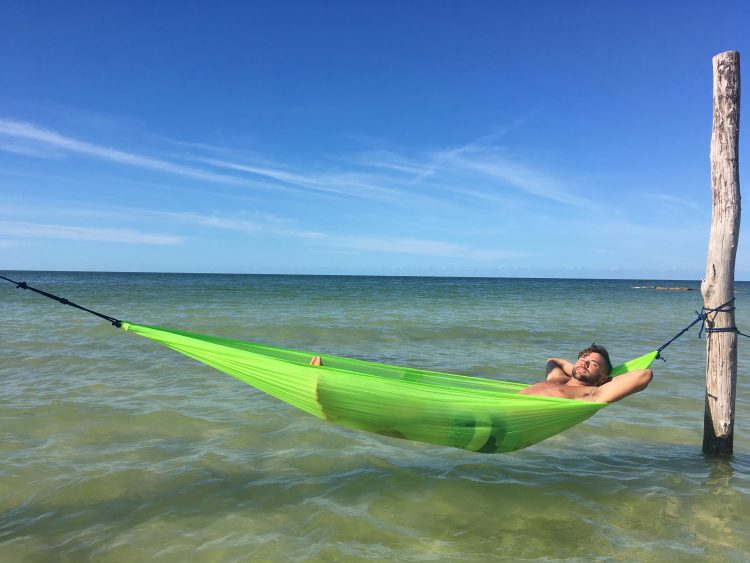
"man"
519,344,653,403
311,344,652,404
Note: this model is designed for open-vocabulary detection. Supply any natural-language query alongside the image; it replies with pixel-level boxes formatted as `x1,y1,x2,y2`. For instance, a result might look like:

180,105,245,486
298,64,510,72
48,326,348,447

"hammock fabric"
121,322,658,454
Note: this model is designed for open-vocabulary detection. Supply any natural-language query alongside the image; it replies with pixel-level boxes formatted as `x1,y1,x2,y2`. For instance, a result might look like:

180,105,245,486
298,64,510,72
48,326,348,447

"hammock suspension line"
0,274,123,327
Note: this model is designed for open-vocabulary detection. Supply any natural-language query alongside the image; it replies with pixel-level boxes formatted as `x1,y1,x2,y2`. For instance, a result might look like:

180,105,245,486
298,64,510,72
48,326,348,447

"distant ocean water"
1,271,749,561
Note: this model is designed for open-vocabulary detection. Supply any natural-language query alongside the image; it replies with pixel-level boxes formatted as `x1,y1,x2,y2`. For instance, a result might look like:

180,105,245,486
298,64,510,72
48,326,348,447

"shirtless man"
519,344,653,403
311,344,652,404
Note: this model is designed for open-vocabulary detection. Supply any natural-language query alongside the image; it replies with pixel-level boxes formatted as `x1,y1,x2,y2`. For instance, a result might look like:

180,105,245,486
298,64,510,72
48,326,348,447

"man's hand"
309,356,322,366
546,357,574,382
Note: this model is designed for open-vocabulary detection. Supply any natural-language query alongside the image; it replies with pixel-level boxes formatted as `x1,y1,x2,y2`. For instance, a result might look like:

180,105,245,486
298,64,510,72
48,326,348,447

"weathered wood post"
701,51,741,456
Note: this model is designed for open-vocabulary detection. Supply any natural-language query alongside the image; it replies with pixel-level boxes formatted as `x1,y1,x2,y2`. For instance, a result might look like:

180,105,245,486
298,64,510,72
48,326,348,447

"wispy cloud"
0,201,527,262
199,157,400,200
0,221,184,245
0,119,403,202
197,133,600,212
330,235,534,260
0,140,64,159
355,143,599,211
645,193,702,211
148,210,327,240
445,148,597,209
0,119,259,187
1,118,596,212
1,118,604,264
145,210,528,260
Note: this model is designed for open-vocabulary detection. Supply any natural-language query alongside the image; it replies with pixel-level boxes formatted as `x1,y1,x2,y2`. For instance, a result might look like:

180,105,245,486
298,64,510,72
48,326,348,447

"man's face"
572,352,608,386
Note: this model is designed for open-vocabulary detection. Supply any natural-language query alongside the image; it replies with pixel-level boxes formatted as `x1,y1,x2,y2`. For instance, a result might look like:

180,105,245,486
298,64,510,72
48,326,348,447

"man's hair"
577,343,612,374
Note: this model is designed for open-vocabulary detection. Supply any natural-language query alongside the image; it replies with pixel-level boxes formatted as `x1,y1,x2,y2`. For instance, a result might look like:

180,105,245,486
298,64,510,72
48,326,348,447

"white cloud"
0,201,526,262
0,119,616,264
0,119,410,202
146,210,327,240
0,141,63,159
446,149,597,209
1,118,598,213
351,139,601,211
0,119,266,188
149,210,523,260
330,235,533,261
0,221,184,245
645,193,702,211
200,157,402,201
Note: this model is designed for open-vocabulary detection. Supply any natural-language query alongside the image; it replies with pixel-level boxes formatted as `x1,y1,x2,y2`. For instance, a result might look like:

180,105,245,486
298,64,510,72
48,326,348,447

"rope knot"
657,297,746,354
699,298,737,339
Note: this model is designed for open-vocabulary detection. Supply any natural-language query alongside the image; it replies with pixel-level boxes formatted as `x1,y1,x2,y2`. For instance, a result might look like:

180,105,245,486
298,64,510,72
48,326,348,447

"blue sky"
1,1,748,279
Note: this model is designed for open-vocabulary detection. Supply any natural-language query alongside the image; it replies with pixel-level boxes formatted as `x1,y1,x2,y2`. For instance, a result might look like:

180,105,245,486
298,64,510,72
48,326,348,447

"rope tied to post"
699,298,744,337
656,297,749,359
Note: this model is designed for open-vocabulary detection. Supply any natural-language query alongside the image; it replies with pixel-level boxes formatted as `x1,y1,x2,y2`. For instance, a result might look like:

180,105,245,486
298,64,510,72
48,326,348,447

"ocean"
1,272,749,561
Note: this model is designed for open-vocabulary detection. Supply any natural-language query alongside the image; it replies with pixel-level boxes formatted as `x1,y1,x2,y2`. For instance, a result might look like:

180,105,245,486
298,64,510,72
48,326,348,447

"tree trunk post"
701,51,741,456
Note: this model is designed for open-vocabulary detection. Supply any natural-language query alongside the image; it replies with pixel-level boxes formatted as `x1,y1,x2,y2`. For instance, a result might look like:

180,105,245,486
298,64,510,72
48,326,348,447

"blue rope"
698,299,736,338
657,298,748,360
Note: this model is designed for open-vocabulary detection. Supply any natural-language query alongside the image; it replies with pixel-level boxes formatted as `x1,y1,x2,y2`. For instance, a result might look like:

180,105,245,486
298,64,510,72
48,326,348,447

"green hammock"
121,322,658,454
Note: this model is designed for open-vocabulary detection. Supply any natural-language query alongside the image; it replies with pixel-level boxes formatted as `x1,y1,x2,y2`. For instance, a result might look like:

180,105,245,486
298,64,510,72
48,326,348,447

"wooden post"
701,51,741,456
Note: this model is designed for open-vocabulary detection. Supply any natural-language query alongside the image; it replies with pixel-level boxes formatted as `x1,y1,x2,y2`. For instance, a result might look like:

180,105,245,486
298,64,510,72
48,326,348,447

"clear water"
1,272,749,561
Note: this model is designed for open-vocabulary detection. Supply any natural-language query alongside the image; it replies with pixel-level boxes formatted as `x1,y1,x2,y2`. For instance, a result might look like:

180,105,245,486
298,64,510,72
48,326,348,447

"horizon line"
0,268,727,283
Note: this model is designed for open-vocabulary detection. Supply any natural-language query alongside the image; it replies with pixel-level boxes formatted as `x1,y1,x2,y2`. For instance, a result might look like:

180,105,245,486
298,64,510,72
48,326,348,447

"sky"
1,1,748,279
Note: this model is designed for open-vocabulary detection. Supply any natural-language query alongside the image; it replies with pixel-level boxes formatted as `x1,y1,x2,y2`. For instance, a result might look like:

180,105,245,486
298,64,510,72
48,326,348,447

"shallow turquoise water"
1,272,749,561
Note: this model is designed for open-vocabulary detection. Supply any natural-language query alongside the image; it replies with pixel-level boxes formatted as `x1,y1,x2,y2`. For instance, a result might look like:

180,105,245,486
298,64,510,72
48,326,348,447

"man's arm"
546,358,574,383
593,369,653,403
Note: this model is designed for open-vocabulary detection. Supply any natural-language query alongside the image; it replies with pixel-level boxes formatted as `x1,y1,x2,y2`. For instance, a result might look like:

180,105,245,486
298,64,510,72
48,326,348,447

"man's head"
572,344,612,386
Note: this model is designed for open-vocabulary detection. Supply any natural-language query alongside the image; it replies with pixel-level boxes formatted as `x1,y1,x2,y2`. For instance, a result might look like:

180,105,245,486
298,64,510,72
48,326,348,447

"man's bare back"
519,345,653,403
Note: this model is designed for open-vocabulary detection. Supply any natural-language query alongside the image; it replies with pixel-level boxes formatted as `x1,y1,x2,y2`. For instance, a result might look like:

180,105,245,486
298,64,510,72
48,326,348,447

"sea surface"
1,272,750,562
